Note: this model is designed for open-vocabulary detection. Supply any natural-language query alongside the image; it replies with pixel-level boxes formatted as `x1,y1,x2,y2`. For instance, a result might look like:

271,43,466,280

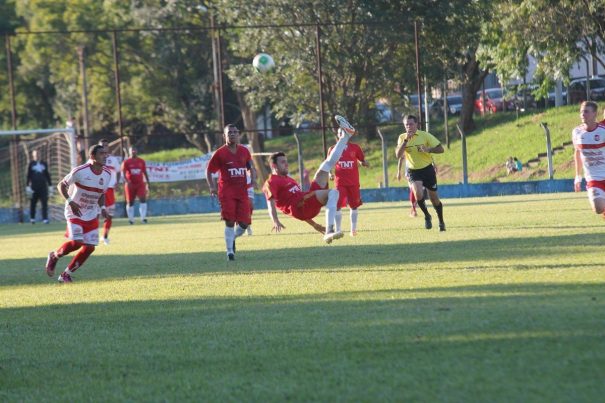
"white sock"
350,209,358,232
127,206,135,221
318,134,351,173
234,225,246,237
335,210,343,233
325,189,339,233
224,227,235,253
139,203,147,220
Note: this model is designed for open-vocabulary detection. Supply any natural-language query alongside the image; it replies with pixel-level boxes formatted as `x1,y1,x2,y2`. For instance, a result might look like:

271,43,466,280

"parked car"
546,87,568,106
407,94,426,115
375,102,394,123
474,88,515,113
567,77,605,104
430,94,464,116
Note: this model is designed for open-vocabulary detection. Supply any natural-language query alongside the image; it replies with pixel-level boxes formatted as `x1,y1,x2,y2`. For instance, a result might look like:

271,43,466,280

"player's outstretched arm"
267,199,285,232
305,219,326,234
574,149,583,192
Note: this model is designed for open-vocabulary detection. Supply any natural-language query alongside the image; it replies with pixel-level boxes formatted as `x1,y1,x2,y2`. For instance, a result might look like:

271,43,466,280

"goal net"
0,128,77,223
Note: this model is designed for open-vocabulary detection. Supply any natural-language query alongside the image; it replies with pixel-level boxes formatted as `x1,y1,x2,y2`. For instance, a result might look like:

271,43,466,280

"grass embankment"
1,193,603,401
141,106,581,192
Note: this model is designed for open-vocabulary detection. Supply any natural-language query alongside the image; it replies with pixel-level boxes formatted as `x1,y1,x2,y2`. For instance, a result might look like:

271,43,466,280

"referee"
395,115,446,231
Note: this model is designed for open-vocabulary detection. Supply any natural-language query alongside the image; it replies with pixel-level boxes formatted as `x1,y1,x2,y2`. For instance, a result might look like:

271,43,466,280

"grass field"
1,193,604,402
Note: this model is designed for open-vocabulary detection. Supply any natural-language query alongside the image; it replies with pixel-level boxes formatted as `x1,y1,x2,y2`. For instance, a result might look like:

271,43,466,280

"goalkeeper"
26,150,52,224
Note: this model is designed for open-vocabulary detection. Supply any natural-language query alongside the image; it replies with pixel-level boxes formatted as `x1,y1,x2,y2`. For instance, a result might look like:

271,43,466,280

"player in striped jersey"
573,101,605,218
45,144,111,283
99,139,121,244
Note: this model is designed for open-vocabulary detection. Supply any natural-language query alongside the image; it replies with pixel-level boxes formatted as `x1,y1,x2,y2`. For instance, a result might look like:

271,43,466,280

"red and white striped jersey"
572,123,605,182
61,162,111,221
104,154,122,188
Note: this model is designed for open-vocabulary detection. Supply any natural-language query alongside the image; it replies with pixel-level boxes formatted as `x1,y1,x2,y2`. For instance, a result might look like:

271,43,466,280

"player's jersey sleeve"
62,166,80,187
356,144,365,162
263,177,275,200
207,150,221,174
425,132,441,148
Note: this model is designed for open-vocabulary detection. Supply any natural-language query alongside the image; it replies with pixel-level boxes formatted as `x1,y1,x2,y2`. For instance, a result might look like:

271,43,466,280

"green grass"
1,193,604,401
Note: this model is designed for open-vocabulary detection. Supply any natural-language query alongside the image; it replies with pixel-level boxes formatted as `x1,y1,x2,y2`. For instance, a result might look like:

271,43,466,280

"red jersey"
207,145,252,195
263,174,304,216
122,157,147,185
327,142,365,187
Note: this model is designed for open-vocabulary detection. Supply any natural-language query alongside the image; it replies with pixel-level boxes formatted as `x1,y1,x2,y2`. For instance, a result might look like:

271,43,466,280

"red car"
475,88,515,113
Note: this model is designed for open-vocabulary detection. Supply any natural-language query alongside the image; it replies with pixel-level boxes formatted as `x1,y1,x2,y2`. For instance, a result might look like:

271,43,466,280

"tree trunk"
236,92,270,185
458,54,489,134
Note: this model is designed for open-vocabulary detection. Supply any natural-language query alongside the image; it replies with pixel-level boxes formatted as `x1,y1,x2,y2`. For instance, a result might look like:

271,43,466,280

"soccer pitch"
1,193,603,402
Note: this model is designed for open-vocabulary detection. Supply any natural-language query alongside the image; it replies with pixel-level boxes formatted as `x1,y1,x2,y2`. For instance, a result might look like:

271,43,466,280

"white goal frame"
0,128,78,168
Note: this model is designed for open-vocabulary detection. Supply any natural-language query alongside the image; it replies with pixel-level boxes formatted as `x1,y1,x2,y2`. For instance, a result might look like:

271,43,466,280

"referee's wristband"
574,175,582,184
66,197,73,204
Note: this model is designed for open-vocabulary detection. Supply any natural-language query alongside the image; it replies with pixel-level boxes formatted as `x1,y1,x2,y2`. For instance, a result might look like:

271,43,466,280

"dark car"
567,78,605,104
427,95,463,117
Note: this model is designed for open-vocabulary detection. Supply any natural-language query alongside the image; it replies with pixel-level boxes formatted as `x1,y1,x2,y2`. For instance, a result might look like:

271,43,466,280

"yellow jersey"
397,130,441,170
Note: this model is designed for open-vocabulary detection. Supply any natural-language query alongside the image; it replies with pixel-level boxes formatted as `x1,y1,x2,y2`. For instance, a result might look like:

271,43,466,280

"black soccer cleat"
439,222,446,232
227,252,235,261
424,215,433,230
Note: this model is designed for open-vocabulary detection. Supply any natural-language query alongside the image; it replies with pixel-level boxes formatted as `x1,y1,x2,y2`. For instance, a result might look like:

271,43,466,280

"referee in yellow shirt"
395,115,446,231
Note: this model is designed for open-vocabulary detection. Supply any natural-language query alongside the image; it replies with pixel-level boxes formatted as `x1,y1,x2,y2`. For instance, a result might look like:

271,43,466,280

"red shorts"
219,192,251,224
290,181,328,221
337,184,362,209
125,182,146,203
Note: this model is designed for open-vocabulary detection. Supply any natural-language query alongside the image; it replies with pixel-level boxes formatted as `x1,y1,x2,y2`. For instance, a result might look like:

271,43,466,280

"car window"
447,96,462,104
590,79,605,88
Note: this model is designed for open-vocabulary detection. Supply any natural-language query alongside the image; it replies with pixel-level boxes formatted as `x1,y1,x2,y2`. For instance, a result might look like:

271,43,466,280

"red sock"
67,245,95,272
103,217,112,238
56,240,83,257
410,190,416,205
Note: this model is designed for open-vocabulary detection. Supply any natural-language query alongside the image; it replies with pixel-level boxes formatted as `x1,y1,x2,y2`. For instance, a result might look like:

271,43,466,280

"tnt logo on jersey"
338,161,355,169
227,167,246,177
99,178,104,185
288,185,301,193
595,134,601,141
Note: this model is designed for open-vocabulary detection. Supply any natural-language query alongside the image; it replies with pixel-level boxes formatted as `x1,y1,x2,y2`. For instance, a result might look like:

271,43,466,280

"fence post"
377,128,389,188
293,133,305,188
456,124,468,186
540,122,554,180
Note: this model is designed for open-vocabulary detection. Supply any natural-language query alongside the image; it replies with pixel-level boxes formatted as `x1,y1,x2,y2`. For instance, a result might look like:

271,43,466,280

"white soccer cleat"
334,115,357,136
246,226,253,236
323,231,344,244
103,237,110,245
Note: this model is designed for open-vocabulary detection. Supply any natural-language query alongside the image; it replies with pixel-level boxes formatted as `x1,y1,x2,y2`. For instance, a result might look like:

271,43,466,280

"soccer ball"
252,53,275,73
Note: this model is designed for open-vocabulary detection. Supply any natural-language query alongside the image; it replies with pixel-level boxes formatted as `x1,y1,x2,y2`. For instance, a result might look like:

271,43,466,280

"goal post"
0,127,77,223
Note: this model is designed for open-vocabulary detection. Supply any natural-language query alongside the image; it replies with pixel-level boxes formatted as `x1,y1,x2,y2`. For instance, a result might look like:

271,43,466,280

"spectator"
506,157,516,175
26,150,52,224
514,157,523,172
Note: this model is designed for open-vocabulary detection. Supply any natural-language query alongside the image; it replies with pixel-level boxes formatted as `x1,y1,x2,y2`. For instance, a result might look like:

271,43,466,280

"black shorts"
408,164,438,191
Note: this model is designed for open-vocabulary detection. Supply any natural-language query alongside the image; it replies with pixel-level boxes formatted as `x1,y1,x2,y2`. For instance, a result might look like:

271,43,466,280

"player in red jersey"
328,133,369,236
263,125,358,244
573,101,605,217
45,144,111,283
206,124,257,261
99,139,121,244
121,146,150,224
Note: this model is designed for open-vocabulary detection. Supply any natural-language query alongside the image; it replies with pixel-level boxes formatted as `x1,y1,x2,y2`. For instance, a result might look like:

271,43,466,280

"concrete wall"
0,179,575,223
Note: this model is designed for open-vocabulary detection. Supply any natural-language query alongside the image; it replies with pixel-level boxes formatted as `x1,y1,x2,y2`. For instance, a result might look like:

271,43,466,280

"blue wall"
0,179,575,223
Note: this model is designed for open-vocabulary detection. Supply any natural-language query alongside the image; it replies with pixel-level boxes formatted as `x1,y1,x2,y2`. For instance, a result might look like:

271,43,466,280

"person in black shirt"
26,150,52,224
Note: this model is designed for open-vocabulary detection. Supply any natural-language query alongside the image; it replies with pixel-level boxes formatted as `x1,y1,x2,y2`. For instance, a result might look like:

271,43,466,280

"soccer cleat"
350,230,357,237
43,219,49,224
227,252,235,261
424,215,433,230
129,220,134,225
45,252,58,277
323,231,344,244
334,115,357,136
142,219,148,224
58,272,73,283
409,210,417,218
439,222,446,232
246,226,253,236
103,237,110,245
30,219,35,225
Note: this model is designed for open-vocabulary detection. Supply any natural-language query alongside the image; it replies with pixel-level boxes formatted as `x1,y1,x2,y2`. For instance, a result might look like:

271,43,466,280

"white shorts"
587,186,605,203
66,219,100,245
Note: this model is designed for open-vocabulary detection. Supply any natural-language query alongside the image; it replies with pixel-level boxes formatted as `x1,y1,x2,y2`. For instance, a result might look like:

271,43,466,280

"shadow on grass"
1,283,603,402
2,232,604,287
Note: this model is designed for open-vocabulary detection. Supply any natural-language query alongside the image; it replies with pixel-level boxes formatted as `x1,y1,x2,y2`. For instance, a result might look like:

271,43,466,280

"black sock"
434,202,444,224
417,198,431,218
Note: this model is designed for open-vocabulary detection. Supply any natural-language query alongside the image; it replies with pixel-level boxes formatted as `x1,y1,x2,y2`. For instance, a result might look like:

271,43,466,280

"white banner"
146,154,212,183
